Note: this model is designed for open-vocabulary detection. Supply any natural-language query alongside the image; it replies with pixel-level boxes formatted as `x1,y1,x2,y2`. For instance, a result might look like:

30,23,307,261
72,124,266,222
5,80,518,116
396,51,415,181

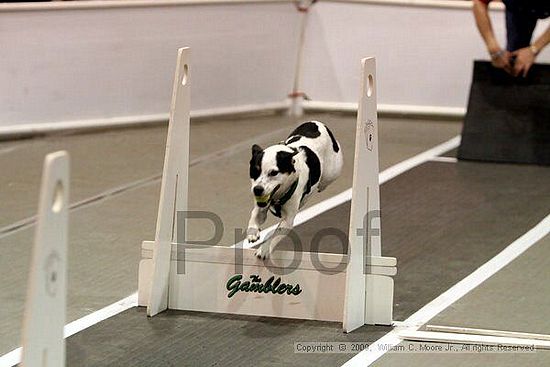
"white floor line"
234,135,461,249
0,174,161,239
342,213,550,367
425,325,550,342
430,156,458,163
0,292,137,367
399,330,550,350
0,134,462,366
0,349,21,367
378,135,460,183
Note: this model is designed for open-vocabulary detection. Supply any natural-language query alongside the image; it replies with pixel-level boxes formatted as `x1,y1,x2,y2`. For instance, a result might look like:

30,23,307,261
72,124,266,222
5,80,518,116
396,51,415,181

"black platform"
458,61,550,165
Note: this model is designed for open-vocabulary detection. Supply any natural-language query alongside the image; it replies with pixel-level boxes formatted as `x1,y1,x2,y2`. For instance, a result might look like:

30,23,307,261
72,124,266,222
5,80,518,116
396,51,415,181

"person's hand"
511,47,536,77
490,50,513,74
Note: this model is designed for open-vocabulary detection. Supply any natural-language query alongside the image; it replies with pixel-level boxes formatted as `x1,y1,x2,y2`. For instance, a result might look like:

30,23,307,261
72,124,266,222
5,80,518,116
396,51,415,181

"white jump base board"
139,241,396,324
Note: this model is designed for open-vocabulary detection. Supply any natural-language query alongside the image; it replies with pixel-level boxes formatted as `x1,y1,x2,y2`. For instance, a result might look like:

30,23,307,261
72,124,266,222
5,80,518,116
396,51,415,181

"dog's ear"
276,150,297,174
250,145,263,180
251,144,263,156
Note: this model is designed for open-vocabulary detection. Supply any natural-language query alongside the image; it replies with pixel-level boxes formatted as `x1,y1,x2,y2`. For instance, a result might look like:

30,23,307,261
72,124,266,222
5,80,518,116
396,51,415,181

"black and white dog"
247,121,343,259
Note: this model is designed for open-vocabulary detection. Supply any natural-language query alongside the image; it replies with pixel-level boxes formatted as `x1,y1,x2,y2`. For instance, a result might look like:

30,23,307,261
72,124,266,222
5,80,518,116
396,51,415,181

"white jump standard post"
21,151,70,367
146,48,191,317
139,49,396,332
343,58,396,332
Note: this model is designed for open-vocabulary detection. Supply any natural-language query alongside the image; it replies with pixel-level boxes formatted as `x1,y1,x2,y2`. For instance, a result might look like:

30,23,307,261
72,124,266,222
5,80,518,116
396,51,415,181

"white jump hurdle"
21,151,69,367
139,48,396,332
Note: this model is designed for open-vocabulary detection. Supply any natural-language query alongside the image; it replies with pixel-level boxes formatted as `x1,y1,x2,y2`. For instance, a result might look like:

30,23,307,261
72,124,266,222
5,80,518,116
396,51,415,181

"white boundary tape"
0,102,290,140
0,100,463,140
303,101,466,119
342,213,550,366
430,156,458,163
0,134,460,366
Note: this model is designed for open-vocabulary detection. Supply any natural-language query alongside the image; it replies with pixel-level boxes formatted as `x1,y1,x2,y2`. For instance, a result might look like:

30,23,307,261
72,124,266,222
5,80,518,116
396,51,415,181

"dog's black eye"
269,170,279,177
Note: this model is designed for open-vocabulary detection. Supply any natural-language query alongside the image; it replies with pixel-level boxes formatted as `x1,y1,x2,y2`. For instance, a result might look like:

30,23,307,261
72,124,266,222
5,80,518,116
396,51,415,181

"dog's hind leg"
318,149,344,192
247,206,268,243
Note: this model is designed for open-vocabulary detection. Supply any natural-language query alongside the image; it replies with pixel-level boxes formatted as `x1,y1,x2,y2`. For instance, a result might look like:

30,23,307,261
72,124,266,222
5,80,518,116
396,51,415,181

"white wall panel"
0,3,299,128
2,1,549,130
302,1,550,109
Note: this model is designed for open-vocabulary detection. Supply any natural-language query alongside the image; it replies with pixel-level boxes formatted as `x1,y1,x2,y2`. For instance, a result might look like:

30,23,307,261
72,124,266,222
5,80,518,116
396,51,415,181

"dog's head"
249,144,297,207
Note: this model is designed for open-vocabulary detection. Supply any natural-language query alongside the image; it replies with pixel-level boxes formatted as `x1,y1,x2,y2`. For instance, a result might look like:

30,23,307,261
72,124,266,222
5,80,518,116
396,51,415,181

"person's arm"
472,0,512,73
512,25,550,77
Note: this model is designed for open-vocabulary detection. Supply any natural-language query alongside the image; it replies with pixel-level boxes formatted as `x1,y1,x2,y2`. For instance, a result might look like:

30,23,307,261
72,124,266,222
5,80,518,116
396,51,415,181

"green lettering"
250,275,261,282
272,277,281,294
239,281,250,292
226,274,242,298
291,285,302,295
226,274,302,298
263,276,274,293
285,284,294,295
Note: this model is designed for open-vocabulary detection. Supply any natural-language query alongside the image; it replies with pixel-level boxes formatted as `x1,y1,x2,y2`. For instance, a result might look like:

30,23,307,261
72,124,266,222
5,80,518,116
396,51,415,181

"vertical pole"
21,151,70,367
343,57,381,332
288,1,312,117
148,48,191,316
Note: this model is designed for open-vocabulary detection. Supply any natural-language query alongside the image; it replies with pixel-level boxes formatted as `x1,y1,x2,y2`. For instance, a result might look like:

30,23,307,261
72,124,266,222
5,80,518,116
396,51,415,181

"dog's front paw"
254,244,271,260
246,228,260,243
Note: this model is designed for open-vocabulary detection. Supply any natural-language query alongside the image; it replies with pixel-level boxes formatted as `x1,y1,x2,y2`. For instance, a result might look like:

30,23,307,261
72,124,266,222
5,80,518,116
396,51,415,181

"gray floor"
373,232,550,367
61,159,550,366
67,308,390,367
0,113,461,356
3,112,548,366
278,161,550,321
426,234,550,335
373,341,550,367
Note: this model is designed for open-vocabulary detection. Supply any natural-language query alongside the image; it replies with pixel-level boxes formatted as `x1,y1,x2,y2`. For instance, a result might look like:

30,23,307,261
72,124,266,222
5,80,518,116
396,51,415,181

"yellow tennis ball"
255,195,270,203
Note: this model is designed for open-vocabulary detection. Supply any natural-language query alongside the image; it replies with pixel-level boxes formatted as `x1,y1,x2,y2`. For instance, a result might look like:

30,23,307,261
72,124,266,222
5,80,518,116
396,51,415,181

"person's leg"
505,8,538,51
